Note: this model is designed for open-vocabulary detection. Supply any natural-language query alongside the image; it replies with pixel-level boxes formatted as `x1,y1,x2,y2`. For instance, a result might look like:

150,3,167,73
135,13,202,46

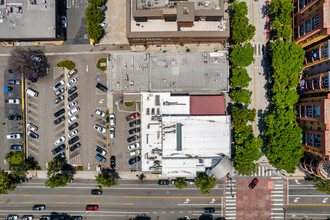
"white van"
25,87,39,97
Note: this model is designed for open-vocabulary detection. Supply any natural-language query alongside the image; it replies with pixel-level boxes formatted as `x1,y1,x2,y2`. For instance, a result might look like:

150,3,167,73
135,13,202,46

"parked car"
51,144,65,155
32,204,46,210
96,83,107,92
7,133,21,139
91,189,102,195
40,216,51,220
94,124,106,133
127,135,138,143
109,127,115,138
126,112,140,121
110,156,116,168
100,21,107,29
27,123,38,132
54,95,64,104
95,154,106,163
70,142,81,152
5,99,20,104
95,109,105,118
86,205,98,211
68,107,80,116
54,108,65,117
68,129,78,138
53,80,65,90
158,180,169,185
71,217,82,220
249,178,259,189
110,114,115,125
68,69,78,78
128,156,141,165
21,215,33,220
69,122,78,131
68,115,79,124
68,86,77,95
54,88,65,96
129,119,141,127
130,150,140,157
204,207,215,213
25,87,39,98
67,78,78,88
61,16,67,28
9,145,22,151
68,136,79,145
54,136,66,145
95,146,107,155
54,152,65,160
128,143,140,151
129,127,140,135
8,115,22,120
54,116,65,125
6,214,19,220
68,93,78,101
67,101,78,109
7,79,21,85
27,131,39,139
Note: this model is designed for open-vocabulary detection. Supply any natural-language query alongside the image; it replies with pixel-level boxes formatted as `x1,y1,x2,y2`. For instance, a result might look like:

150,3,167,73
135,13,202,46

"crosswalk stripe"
226,207,236,209
271,194,283,197
271,217,284,219
226,217,236,219
271,177,282,179
225,213,236,216
271,213,284,215
271,191,284,193
273,203,284,206
271,208,284,210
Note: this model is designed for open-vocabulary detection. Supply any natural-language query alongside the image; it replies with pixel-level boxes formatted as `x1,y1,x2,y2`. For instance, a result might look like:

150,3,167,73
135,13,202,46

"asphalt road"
286,179,330,220
0,179,224,220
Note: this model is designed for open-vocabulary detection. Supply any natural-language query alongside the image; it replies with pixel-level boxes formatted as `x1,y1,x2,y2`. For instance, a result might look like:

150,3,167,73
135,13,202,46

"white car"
130,150,140,157
68,115,79,124
68,107,80,116
110,114,115,125
128,142,140,151
94,124,106,133
5,99,20,104
53,80,65,90
54,88,65,96
7,133,21,139
67,78,78,88
101,21,108,29
68,129,78,138
54,136,65,145
61,16,67,28
27,123,38,131
67,101,78,109
95,109,105,118
110,127,115,138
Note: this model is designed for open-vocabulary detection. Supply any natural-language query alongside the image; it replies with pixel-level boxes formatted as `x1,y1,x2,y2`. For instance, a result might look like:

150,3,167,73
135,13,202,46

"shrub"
57,60,75,70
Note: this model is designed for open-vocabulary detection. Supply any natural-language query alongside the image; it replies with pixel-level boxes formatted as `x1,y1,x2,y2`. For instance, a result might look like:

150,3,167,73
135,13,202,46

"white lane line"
288,195,330,197
225,213,237,216
271,194,283,197
273,203,284,206
226,207,236,209
271,208,284,211
177,204,222,206
271,217,284,219
272,199,283,201
271,177,282,179
271,191,284,193
271,213,284,215
226,217,236,219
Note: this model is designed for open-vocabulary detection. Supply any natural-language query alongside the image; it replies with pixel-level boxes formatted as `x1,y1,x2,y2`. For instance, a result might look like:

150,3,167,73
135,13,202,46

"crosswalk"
236,166,278,177
271,177,285,219
225,178,237,220
251,43,265,57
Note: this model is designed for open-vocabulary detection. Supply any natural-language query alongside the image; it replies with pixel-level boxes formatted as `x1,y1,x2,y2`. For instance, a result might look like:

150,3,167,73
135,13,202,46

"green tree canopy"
87,0,104,6
195,174,216,194
270,0,294,40
47,159,66,177
96,173,117,188
312,176,330,194
0,170,18,194
230,1,248,16
87,22,102,41
45,173,73,189
230,89,252,106
230,43,255,67
232,106,256,134
174,178,189,189
85,5,104,23
230,67,251,88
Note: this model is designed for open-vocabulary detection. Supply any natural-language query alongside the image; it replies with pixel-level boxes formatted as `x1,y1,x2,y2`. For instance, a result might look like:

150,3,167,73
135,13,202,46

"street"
0,180,224,220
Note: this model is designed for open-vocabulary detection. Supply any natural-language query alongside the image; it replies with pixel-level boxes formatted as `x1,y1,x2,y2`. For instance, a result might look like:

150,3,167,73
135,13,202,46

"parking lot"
25,53,108,170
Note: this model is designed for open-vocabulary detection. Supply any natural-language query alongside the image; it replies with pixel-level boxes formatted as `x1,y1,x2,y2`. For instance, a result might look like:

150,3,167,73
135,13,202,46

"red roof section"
190,96,225,115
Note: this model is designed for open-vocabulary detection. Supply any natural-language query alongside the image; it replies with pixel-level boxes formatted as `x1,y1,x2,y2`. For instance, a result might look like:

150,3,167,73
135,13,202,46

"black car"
70,142,81,152
129,119,141,127
9,144,22,151
110,156,116,168
8,115,22,120
91,189,102,195
68,86,78,95
96,83,107,92
158,180,169,185
69,122,78,131
28,131,39,139
127,135,138,143
71,216,83,220
129,127,140,135
128,156,141,165
54,115,65,125
32,204,46,210
68,136,79,145
203,207,215,213
54,108,65,117
51,144,65,155
68,92,78,101
54,152,65,160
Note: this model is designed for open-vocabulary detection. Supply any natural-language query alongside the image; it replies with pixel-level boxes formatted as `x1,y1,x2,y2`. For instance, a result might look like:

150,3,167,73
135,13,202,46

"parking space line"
28,107,38,114
29,149,39,156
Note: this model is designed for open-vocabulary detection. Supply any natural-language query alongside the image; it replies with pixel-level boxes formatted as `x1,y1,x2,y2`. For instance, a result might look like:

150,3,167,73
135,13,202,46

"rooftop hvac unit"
169,2,174,7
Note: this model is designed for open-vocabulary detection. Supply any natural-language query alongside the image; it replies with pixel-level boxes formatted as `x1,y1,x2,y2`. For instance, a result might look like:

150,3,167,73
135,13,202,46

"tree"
270,0,294,40
230,89,252,106
85,5,104,23
230,1,248,16
47,159,66,177
45,173,73,189
195,174,216,194
0,170,17,194
87,0,104,6
96,173,117,187
230,43,255,67
8,47,48,81
312,176,330,194
10,162,28,178
87,22,102,41
174,178,189,189
230,67,251,88
231,106,256,134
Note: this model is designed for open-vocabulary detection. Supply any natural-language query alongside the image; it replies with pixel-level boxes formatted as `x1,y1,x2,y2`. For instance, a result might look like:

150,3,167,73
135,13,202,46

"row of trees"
229,1,263,176
265,0,305,173
45,159,73,188
85,0,105,42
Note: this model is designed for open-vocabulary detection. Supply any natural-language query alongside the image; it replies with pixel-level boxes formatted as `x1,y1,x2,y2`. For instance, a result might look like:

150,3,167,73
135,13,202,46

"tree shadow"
128,214,151,220
257,109,268,154
102,168,120,179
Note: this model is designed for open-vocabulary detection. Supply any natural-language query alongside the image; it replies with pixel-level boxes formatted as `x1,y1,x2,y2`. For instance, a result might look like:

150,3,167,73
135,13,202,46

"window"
307,133,313,145
314,134,321,147
316,1,320,6
301,106,306,117
309,7,313,12
294,3,298,13
313,78,320,89
305,20,311,33
300,24,305,37
312,15,319,29
322,75,329,88
307,79,313,90
306,51,313,62
302,133,306,144
307,105,313,117
321,45,329,58
311,121,314,125
312,48,320,60
311,126,314,130
305,0,311,5
313,105,320,117
304,120,307,124
318,127,321,130
294,27,299,39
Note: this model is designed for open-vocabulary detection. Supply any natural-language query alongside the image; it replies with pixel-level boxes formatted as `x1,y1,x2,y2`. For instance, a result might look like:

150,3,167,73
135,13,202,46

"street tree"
85,5,104,23
230,89,252,106
312,176,330,194
195,174,216,194
47,159,66,177
8,47,48,82
45,173,73,189
87,0,104,6
230,43,255,67
231,106,256,134
270,0,294,40
174,178,189,189
0,170,17,194
10,162,28,178
230,67,251,88
87,22,102,41
96,173,117,187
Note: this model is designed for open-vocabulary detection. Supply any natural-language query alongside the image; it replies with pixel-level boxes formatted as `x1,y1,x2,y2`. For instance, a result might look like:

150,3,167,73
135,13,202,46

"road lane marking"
288,195,329,197
177,204,222,206
286,204,330,206
0,202,133,206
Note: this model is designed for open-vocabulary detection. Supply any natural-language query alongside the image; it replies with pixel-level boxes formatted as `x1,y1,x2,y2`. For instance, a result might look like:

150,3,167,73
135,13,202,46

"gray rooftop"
0,0,56,40
109,52,229,93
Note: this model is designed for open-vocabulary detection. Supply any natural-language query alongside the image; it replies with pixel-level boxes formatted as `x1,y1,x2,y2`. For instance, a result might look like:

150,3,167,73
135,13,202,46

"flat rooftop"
0,0,56,40
109,52,229,93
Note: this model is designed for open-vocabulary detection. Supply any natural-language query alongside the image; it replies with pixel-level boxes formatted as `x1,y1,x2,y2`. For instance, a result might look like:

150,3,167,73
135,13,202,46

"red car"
86,205,98,211
249,178,259,189
126,112,140,121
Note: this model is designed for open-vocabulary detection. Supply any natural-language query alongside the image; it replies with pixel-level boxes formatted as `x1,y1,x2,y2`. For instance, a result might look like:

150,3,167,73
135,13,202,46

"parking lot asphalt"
25,53,108,170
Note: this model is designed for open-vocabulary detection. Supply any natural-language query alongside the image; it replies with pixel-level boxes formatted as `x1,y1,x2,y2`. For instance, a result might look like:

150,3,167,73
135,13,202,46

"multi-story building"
126,0,230,45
